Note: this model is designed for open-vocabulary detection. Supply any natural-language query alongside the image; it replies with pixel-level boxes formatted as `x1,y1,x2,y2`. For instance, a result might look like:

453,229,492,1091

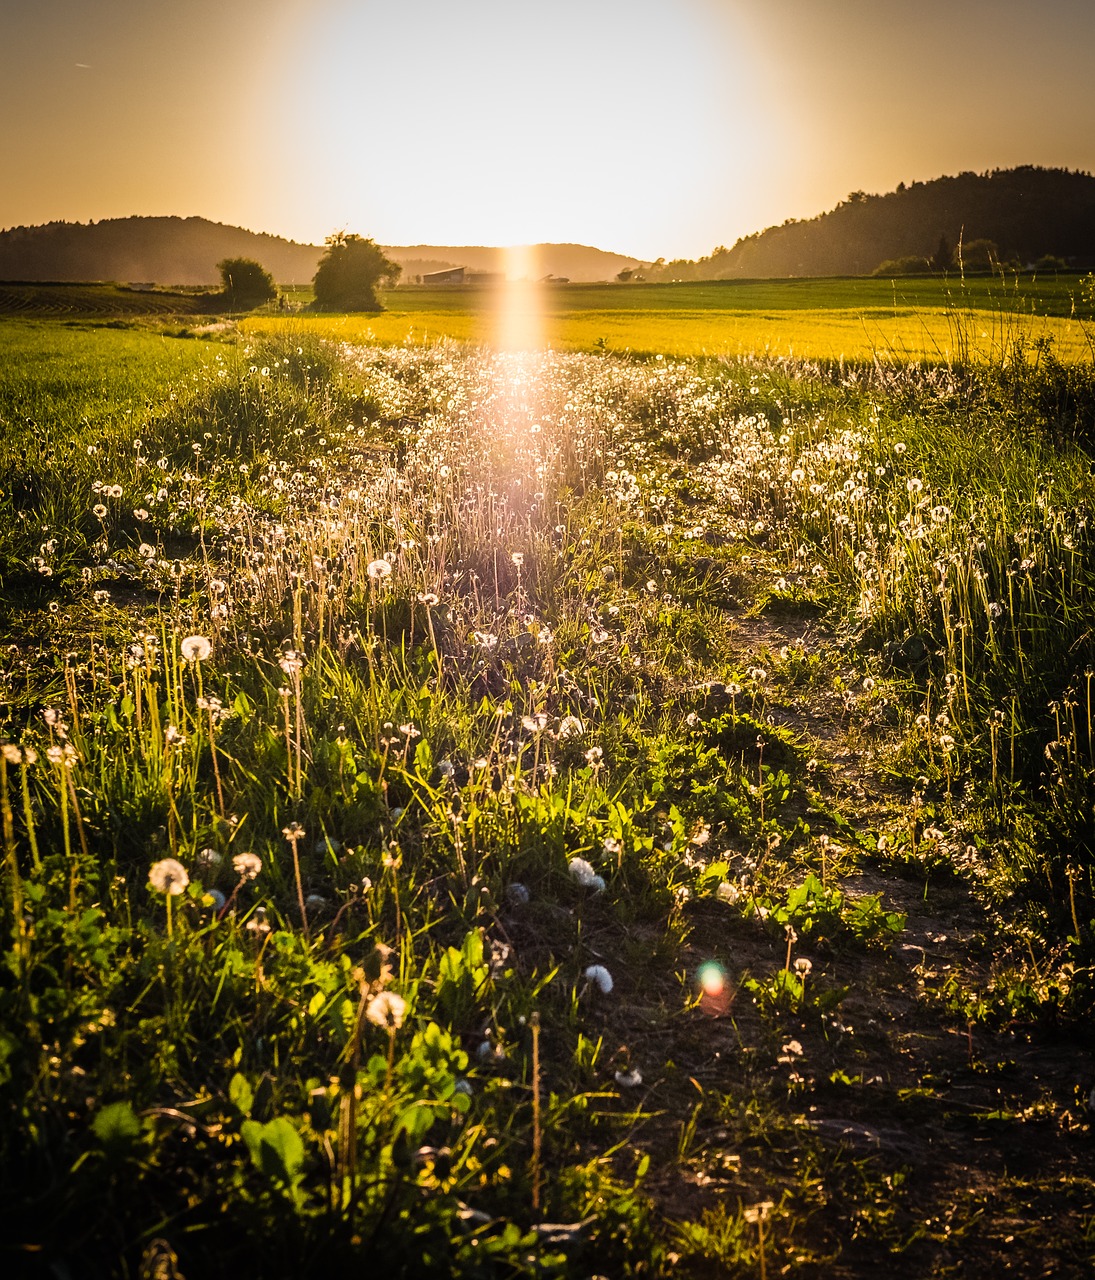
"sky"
2,0,1094,260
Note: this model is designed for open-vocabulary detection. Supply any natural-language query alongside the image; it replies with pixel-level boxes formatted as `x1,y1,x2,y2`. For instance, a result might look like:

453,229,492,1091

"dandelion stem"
530,1011,542,1215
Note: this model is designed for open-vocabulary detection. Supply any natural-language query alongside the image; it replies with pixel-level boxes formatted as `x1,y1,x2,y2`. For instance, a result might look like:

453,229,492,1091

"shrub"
217,257,277,309
312,233,401,312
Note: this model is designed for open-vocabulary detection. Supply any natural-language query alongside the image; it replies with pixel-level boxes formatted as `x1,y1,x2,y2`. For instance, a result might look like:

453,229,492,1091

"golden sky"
2,0,1094,259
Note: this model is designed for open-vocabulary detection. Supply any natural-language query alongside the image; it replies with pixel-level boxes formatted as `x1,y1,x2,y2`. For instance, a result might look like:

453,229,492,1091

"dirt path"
620,604,1095,1276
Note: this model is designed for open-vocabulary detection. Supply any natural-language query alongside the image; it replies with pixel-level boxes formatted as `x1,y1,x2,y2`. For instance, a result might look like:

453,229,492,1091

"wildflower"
510,552,524,568
568,858,605,892
614,1068,643,1088
149,858,189,896
180,635,212,663
204,888,226,912
557,714,584,741
367,558,392,580
583,745,604,766
232,851,262,881
584,964,614,994
1,744,21,765
793,957,813,977
245,906,271,937
366,990,407,1029
278,651,303,676
196,847,222,873
92,503,108,519
282,821,306,840
417,591,440,606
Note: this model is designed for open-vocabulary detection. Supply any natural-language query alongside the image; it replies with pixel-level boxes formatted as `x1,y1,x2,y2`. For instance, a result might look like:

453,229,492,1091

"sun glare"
494,246,544,352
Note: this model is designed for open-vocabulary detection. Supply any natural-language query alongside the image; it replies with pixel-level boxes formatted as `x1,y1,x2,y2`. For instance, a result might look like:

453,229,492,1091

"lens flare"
494,245,543,352
695,960,732,1015
696,960,726,997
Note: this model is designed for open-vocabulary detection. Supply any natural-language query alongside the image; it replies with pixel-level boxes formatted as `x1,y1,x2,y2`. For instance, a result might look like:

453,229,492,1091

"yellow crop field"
245,291,1094,363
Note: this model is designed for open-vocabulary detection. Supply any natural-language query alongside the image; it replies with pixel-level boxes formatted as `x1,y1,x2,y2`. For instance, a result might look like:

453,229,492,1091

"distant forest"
641,167,1095,281
0,217,641,286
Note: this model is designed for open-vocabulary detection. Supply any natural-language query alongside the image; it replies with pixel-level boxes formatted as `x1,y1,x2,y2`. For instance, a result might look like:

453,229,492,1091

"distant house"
422,266,465,285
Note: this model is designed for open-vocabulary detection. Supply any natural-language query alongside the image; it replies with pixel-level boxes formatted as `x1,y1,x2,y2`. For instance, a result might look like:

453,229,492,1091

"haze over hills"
2,169,1092,289
0,217,642,286
646,167,1095,280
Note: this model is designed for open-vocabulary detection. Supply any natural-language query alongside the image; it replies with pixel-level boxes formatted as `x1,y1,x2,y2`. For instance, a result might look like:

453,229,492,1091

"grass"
0,296,1094,1277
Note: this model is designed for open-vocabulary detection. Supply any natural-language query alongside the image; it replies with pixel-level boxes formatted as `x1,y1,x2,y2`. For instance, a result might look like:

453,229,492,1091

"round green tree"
312,233,401,312
217,257,277,309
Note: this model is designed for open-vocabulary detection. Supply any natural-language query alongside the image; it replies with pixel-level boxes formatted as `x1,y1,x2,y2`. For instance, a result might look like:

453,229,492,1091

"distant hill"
649,167,1095,280
389,243,642,282
0,217,641,286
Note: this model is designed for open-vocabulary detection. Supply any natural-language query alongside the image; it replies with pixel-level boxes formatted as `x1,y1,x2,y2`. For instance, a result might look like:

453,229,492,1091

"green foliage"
217,256,278,309
1,315,1094,1274
312,232,401,312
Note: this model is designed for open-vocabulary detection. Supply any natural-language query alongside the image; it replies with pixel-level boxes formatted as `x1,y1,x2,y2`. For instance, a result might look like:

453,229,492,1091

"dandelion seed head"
180,635,212,663
506,882,530,906
149,858,189,896
584,964,614,994
232,851,262,881
366,990,407,1029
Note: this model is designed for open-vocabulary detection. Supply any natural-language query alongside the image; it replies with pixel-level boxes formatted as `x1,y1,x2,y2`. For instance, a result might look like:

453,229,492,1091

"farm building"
422,266,466,285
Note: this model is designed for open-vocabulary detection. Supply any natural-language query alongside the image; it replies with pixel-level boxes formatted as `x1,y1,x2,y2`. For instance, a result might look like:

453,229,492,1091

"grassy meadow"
1,285,1095,1277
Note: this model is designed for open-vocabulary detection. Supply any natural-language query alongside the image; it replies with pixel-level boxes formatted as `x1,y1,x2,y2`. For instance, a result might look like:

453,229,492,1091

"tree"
217,257,277,309
311,233,401,311
930,233,955,273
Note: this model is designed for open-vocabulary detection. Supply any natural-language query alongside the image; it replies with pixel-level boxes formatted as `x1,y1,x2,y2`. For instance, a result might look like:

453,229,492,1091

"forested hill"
650,168,1095,280
0,217,640,285
0,218,321,286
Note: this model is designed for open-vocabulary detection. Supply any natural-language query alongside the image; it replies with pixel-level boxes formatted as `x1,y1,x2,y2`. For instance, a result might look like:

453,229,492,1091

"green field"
1,307,1094,1276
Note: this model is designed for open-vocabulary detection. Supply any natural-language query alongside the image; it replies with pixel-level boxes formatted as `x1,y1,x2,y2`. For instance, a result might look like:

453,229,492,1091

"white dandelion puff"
180,635,212,663
584,964,614,994
149,858,189,896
